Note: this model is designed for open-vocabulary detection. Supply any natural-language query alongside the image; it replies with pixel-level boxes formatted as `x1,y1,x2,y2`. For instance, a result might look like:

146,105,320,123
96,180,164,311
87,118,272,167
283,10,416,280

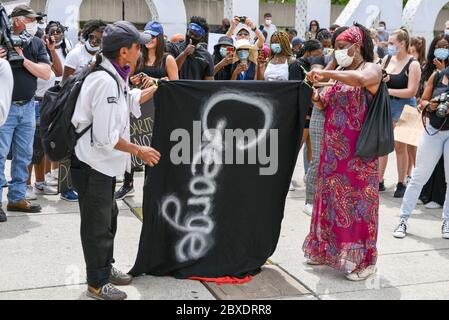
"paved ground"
0,151,448,300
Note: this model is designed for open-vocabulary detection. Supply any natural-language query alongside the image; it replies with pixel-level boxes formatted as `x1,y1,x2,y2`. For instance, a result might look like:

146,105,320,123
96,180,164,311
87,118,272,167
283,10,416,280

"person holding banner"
115,21,179,201
70,21,161,300
304,24,382,281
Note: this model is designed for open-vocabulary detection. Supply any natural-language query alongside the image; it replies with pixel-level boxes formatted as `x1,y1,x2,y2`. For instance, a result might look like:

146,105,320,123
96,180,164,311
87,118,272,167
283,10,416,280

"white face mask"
335,44,355,68
38,23,47,30
265,19,272,26
25,21,38,36
85,41,101,53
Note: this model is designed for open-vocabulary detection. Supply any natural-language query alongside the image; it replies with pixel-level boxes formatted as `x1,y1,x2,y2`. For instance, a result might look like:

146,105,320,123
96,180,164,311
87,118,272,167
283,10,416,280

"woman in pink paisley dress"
303,24,382,281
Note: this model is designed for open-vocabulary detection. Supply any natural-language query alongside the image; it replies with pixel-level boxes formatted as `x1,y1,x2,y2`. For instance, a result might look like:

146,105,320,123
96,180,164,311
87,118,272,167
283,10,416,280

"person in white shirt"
63,19,107,82
45,21,73,83
0,58,13,128
71,21,160,301
262,13,277,45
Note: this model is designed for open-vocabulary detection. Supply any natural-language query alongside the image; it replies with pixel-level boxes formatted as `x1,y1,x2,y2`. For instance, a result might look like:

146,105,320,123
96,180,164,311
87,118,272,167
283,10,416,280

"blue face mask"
387,44,398,56
434,48,449,61
445,30,449,36
219,47,228,58
237,50,250,60
271,43,282,54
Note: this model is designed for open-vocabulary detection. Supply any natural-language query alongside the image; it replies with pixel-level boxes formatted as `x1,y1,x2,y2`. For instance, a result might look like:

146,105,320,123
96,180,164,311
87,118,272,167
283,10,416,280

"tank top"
264,60,289,81
142,54,169,79
385,55,415,89
428,69,449,131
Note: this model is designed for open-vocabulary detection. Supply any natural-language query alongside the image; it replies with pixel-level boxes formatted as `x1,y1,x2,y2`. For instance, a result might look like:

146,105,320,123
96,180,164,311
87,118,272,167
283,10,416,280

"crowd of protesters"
1,3,448,300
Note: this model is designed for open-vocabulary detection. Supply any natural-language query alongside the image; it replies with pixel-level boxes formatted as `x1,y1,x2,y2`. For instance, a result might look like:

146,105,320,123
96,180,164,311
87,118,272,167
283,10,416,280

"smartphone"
226,47,234,56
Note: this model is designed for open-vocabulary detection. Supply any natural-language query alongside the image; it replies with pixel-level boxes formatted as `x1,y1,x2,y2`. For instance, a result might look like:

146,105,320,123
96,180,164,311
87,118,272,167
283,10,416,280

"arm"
309,62,382,88
226,16,240,38
419,72,436,112
45,36,63,77
165,55,179,81
245,18,265,49
0,59,13,126
62,66,75,83
16,40,51,81
175,40,195,70
114,138,160,167
388,61,422,98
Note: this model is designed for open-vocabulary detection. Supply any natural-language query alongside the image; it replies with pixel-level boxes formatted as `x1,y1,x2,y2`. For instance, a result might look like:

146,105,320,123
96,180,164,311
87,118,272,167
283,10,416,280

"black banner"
130,80,310,279
130,100,155,168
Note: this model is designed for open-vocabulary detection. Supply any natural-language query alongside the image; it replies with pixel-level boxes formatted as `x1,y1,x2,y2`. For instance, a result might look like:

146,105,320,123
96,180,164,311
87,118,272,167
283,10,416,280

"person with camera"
71,21,161,300
393,65,449,240
166,16,214,80
212,36,234,80
226,16,265,49
0,5,51,219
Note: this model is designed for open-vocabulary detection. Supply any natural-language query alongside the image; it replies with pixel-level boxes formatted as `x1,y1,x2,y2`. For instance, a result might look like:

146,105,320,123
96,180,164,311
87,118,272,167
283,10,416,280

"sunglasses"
237,32,249,37
88,34,102,45
49,29,62,35
187,30,202,40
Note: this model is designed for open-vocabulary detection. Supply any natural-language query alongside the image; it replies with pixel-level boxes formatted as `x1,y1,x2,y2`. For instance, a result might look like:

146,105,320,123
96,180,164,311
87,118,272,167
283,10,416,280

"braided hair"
270,31,293,59
45,21,70,58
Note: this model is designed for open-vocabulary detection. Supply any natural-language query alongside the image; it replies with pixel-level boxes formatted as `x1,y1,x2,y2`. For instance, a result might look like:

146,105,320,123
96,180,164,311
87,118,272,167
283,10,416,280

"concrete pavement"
0,151,448,300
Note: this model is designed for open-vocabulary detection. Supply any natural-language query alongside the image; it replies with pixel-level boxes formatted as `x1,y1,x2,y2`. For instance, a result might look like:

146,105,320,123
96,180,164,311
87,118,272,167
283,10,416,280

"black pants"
71,156,118,288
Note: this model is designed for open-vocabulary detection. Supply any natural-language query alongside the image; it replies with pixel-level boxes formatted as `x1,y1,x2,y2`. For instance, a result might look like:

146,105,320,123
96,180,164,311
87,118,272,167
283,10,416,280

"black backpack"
40,64,120,161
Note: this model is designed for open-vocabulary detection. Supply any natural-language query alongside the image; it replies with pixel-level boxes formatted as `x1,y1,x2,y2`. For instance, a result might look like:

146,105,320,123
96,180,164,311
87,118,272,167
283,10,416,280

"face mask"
388,44,398,56
377,27,385,32
85,41,101,52
373,45,378,54
25,21,38,36
271,44,281,54
186,34,201,46
445,29,449,36
237,50,250,61
434,48,449,61
38,23,46,30
335,45,354,68
323,48,331,56
219,47,228,58
265,20,272,26
55,40,63,47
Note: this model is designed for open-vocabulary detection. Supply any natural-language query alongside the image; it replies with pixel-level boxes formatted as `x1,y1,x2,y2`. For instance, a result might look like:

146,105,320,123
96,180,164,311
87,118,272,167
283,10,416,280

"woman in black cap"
213,36,235,80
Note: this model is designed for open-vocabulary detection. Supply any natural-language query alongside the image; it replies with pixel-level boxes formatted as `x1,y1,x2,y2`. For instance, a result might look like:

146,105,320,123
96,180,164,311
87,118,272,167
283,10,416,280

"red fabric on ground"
189,276,253,285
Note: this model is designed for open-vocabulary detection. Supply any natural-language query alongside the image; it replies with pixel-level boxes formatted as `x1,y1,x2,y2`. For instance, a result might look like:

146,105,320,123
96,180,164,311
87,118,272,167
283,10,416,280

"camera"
0,2,33,67
239,16,247,23
433,92,449,118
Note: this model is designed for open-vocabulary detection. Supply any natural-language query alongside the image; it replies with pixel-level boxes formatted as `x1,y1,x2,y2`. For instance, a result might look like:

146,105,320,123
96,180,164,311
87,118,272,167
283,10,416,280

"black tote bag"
355,82,394,158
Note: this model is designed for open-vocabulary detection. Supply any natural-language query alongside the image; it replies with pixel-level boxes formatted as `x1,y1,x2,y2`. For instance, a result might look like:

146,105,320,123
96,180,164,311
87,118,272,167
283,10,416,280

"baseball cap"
292,37,304,47
102,21,152,52
10,4,39,18
144,21,164,37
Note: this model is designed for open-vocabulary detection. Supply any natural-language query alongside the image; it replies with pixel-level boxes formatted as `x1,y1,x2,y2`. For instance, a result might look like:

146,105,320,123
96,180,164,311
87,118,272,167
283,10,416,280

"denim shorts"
390,97,416,123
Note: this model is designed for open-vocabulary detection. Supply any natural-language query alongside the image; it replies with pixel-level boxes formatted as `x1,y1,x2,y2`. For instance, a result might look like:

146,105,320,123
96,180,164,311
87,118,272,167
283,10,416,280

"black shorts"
32,126,45,165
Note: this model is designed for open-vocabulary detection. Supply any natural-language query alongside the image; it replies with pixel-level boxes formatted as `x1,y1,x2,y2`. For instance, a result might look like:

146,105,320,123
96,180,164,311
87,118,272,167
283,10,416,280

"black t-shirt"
167,41,214,80
429,69,449,131
12,37,51,101
289,58,313,116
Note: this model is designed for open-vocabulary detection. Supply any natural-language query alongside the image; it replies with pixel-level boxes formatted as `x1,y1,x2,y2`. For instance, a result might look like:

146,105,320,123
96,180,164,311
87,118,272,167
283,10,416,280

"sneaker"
406,176,412,185
116,175,124,184
0,208,7,222
289,182,296,192
115,185,135,201
442,220,449,240
394,182,407,198
7,199,41,213
45,173,58,187
86,283,127,300
425,201,443,210
60,190,78,202
345,266,377,281
34,183,58,195
26,185,37,201
110,267,133,286
303,203,313,216
379,181,386,192
393,218,408,239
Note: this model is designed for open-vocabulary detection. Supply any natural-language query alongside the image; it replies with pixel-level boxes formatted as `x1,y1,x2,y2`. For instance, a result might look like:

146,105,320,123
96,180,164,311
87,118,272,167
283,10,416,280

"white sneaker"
289,182,296,191
345,266,377,281
45,173,58,187
35,183,58,195
425,201,442,209
25,185,37,200
393,218,408,239
442,220,449,240
303,203,313,216
417,199,424,205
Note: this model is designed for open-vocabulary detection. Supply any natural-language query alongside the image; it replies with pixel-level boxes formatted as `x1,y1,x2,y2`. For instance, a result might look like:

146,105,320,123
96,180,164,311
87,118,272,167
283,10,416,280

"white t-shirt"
64,45,96,75
0,59,13,127
263,24,278,44
36,71,56,98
